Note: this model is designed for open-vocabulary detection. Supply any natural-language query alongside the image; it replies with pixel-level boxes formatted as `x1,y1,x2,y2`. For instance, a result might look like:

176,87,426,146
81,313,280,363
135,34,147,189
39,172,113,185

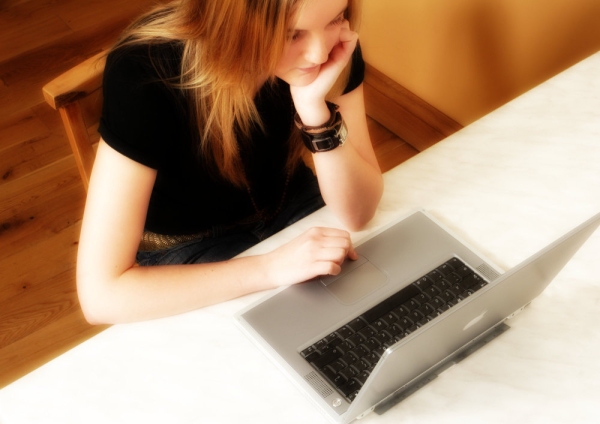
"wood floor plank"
0,308,108,389
0,157,84,312
0,132,73,185
0,108,49,150
0,5,72,63
0,12,138,118
0,219,80,312
368,117,419,172
375,138,420,173
32,100,65,133
0,266,78,349
0,177,83,266
56,0,163,32
0,154,81,220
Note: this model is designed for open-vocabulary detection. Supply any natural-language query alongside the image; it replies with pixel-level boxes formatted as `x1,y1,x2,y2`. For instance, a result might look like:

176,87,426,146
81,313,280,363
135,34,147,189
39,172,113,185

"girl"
77,0,383,324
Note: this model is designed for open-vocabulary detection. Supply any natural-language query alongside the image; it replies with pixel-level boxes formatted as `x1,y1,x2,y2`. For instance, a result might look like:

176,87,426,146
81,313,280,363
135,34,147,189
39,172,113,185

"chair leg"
59,103,96,191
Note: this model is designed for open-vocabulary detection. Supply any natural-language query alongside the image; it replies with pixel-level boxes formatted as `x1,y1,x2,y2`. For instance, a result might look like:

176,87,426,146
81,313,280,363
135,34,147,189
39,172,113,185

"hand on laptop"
264,227,358,287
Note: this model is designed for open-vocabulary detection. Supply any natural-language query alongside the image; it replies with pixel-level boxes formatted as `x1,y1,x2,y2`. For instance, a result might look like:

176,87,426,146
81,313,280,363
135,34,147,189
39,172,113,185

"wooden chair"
42,51,107,191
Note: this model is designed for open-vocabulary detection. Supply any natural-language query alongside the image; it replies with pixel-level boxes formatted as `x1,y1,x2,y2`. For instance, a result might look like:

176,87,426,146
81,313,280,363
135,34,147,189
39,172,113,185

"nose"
303,34,329,65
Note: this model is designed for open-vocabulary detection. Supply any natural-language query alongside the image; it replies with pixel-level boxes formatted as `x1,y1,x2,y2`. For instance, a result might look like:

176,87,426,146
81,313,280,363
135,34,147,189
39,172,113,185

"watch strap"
294,102,347,153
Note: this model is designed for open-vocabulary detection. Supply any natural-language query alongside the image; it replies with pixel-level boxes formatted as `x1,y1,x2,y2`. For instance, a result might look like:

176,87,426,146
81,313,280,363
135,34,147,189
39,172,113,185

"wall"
359,0,600,126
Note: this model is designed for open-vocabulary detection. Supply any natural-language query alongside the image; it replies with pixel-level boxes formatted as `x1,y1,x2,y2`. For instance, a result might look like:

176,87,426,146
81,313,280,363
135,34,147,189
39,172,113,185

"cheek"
276,47,300,72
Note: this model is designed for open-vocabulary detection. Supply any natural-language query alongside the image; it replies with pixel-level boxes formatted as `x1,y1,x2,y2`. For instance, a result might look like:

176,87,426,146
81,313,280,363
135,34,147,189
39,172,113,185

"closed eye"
329,13,345,26
287,8,347,42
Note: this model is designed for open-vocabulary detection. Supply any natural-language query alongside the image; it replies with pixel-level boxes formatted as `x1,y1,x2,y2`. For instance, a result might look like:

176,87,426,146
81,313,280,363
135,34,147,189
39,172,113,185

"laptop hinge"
372,322,511,416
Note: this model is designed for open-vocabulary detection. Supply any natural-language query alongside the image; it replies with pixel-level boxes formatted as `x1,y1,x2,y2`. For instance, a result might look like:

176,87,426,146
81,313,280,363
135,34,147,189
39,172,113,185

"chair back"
43,51,106,191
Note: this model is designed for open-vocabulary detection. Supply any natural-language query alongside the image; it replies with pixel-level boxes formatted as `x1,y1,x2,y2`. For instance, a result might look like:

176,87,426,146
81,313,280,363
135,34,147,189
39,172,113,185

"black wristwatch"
294,102,348,153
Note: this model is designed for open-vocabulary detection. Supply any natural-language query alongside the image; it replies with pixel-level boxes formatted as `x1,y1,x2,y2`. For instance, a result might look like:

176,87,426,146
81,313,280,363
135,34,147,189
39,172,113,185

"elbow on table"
78,293,108,326
341,211,376,232
340,184,383,232
339,199,381,232
76,273,114,326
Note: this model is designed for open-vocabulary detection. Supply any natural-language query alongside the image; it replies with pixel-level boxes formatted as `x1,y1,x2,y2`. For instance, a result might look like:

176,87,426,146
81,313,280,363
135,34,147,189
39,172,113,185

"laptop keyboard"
300,257,488,402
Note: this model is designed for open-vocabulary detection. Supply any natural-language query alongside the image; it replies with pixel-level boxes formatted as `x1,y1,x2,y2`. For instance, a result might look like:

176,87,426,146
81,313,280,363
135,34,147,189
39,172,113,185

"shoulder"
104,42,182,86
99,42,188,170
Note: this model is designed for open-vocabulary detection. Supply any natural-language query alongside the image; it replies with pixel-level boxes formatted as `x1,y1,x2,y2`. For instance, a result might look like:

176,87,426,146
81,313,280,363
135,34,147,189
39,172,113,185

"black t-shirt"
99,42,365,235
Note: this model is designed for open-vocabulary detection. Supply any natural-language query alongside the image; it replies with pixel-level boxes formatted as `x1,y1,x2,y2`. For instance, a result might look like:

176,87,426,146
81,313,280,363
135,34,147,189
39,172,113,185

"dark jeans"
136,180,325,266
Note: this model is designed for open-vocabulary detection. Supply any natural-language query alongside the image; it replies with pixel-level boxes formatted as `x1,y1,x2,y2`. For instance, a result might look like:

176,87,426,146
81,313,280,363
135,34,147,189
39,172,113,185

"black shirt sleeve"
343,43,365,94
98,44,187,170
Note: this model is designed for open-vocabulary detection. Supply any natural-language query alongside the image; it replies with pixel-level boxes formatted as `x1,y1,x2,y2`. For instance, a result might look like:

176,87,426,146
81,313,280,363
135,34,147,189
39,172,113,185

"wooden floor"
0,0,418,389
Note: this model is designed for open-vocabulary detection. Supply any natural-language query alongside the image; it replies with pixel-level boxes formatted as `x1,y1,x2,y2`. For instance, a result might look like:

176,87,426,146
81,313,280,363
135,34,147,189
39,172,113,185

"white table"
1,52,599,424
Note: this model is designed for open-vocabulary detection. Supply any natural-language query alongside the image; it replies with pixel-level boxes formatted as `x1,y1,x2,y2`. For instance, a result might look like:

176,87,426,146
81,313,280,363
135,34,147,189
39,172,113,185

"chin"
277,66,320,87
287,72,320,87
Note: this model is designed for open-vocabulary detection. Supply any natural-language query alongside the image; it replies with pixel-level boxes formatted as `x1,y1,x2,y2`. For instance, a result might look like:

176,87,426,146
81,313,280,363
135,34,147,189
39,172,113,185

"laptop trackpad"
321,260,388,305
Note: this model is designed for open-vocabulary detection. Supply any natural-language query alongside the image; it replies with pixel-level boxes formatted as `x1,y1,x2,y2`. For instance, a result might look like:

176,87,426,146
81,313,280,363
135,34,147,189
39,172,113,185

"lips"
297,65,320,74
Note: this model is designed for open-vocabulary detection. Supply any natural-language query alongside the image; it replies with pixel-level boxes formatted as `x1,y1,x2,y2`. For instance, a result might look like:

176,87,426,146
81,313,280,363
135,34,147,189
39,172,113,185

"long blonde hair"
112,0,361,187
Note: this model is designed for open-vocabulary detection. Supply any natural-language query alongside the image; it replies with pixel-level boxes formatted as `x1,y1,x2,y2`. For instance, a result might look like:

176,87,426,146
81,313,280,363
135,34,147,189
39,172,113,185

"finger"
347,244,359,261
325,36,357,72
318,228,357,259
339,25,358,44
313,246,348,264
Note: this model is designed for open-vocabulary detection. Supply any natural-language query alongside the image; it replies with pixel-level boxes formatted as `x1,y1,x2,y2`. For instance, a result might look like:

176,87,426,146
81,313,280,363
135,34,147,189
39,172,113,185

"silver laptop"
236,210,600,423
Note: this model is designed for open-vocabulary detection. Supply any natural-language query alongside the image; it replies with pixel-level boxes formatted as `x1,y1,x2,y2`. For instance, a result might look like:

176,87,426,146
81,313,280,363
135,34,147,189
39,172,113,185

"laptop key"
349,345,369,359
350,359,368,374
326,360,346,375
455,267,473,279
346,333,365,347
346,317,368,333
363,338,380,351
336,326,354,339
461,274,483,289
427,270,445,283
424,284,442,298
437,263,454,275
413,276,433,291
364,351,380,365
371,318,387,331
374,344,388,356
387,322,404,336
332,373,348,387
311,347,342,370
444,273,462,285
434,279,452,292
322,366,338,382
338,366,358,381
354,370,371,386
303,351,320,363
447,257,465,269
336,341,354,355
380,312,398,326
301,345,320,358
361,284,420,323
339,352,358,367
338,379,361,398
402,298,420,311
392,305,409,318
347,389,360,402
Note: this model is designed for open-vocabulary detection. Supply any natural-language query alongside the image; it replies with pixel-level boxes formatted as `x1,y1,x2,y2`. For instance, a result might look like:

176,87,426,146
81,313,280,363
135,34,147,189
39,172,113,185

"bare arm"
77,140,357,324
310,84,383,231
291,25,383,231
